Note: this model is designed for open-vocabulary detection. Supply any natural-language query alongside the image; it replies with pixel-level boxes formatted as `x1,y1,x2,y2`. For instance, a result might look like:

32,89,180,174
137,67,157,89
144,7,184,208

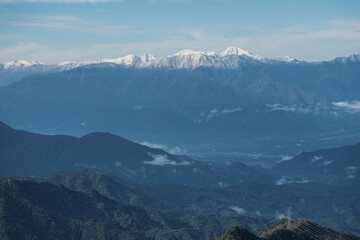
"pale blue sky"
0,0,360,63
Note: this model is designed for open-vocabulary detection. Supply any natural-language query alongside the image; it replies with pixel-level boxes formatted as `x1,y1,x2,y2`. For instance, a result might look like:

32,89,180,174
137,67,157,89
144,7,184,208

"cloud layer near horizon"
1,1,360,63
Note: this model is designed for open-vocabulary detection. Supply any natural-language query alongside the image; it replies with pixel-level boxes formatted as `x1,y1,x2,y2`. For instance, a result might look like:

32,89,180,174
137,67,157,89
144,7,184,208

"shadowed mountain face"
0,121,275,186
49,168,154,208
0,178,203,240
49,169,360,236
1,175,359,240
0,61,360,152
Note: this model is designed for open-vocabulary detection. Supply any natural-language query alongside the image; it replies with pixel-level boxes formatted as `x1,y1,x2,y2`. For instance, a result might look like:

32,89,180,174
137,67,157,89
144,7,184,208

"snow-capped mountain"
3,60,45,71
146,47,302,68
0,47,301,72
331,54,360,64
1,47,359,73
102,53,157,66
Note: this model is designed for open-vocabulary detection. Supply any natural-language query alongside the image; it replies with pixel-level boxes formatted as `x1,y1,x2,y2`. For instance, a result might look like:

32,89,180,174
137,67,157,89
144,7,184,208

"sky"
0,0,360,64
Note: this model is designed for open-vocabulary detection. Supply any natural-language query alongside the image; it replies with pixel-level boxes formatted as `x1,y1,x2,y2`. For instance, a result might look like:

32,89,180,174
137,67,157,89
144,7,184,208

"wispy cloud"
0,0,123,3
194,106,242,122
143,153,191,166
266,104,312,114
276,176,310,185
148,0,191,3
0,14,128,32
230,206,246,215
141,141,188,155
0,33,24,40
0,42,47,61
333,101,360,112
1,19,360,64
345,166,358,179
277,155,293,163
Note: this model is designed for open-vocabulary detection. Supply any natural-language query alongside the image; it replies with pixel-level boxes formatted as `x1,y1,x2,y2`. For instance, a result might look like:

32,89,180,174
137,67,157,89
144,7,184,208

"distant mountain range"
0,48,360,155
0,47,306,73
0,46,305,87
2,47,360,72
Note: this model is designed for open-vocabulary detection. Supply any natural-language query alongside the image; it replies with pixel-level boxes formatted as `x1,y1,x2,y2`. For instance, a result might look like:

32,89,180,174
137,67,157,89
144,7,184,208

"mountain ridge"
2,47,359,73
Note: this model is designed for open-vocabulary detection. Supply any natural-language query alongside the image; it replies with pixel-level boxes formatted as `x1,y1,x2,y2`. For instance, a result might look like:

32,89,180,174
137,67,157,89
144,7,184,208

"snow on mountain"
147,49,218,69
4,60,44,71
102,54,140,65
331,54,360,64
101,53,156,65
275,56,297,63
58,61,97,71
2,47,358,72
140,53,157,62
219,46,253,57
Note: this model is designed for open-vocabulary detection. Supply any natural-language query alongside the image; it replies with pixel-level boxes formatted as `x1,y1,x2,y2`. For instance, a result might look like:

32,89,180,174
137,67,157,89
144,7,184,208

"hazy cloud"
0,0,123,3
333,101,360,112
221,107,242,114
345,166,358,179
275,212,287,220
230,206,246,215
0,14,128,32
267,104,311,114
277,155,293,163
276,176,310,185
1,19,360,64
143,153,191,166
197,106,242,122
141,141,188,155
310,155,323,163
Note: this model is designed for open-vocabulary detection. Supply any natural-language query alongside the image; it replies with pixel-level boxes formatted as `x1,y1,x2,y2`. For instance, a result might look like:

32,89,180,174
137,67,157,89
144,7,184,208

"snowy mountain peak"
276,56,297,63
140,53,157,62
220,47,252,57
101,54,157,66
4,60,44,70
174,49,201,56
4,49,358,73
102,54,139,65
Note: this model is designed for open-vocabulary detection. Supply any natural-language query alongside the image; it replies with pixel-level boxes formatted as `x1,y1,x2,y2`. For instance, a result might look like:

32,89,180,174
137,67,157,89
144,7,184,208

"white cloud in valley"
332,101,360,112
230,206,246,215
143,153,191,166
